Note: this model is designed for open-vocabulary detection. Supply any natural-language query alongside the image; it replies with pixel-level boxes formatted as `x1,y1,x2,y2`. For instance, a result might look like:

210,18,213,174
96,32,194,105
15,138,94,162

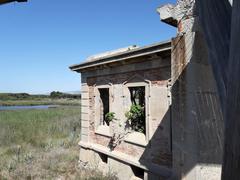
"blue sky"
0,0,176,94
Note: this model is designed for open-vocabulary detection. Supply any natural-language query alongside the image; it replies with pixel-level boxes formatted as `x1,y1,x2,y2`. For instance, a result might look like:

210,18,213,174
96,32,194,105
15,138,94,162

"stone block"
80,134,88,142
81,113,89,121
108,157,134,180
81,127,89,135
81,120,89,128
81,99,90,107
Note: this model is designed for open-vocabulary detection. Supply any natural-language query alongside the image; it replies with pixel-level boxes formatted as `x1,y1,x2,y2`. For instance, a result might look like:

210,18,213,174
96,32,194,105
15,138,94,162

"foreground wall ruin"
197,0,240,179
158,0,224,179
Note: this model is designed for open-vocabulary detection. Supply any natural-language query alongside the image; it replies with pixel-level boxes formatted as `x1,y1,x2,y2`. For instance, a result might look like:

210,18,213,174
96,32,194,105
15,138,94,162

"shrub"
105,112,116,124
125,105,145,133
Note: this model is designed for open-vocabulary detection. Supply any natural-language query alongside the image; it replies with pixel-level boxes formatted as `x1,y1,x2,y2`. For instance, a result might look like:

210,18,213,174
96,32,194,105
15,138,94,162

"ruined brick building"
70,1,224,179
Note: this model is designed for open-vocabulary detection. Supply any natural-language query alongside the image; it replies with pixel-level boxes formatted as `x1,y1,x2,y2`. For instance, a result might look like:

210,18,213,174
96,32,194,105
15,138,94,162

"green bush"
125,105,145,133
105,112,116,124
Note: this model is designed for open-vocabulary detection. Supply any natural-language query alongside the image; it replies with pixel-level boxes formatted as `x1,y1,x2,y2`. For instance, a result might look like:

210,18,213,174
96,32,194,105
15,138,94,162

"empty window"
99,88,110,126
129,87,145,107
128,86,146,134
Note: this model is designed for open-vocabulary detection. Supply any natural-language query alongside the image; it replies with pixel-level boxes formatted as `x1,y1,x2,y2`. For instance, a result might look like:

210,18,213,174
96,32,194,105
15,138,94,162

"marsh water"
0,105,59,111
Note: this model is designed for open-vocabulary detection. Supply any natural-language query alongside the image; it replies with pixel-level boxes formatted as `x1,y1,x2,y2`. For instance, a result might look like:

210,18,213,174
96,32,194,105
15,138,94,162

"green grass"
0,106,81,147
0,98,81,106
0,106,117,179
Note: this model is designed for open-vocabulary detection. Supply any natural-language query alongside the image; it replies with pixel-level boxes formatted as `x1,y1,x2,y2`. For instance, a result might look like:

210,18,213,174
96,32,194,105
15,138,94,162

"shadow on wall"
139,21,225,180
139,108,173,179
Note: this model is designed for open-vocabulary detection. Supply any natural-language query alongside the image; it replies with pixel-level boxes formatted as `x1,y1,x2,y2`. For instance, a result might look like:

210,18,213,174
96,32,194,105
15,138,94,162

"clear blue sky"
0,0,176,94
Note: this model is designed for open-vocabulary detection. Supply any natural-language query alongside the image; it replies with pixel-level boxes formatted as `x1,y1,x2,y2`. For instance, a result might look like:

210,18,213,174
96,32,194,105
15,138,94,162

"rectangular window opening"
128,86,146,134
99,88,110,126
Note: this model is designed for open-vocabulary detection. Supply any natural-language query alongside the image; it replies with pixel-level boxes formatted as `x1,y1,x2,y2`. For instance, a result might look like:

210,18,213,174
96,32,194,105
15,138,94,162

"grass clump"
0,106,117,179
0,106,80,147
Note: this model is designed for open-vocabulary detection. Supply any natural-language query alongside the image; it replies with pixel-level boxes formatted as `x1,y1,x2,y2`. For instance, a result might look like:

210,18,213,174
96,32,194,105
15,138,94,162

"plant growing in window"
125,104,145,133
105,112,116,124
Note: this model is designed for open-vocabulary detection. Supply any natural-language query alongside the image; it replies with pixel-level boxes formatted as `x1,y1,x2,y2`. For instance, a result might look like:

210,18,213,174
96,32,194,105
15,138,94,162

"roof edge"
69,40,172,72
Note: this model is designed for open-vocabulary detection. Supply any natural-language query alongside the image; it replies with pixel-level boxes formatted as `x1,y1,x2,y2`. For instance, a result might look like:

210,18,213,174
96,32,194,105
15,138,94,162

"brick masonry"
76,54,174,180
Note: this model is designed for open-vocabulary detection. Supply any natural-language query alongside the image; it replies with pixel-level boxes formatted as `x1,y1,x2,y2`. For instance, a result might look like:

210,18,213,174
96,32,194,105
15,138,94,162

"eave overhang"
69,40,172,73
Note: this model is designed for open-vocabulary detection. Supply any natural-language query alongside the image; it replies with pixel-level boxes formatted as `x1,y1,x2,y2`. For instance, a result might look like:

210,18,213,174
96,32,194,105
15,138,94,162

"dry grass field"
0,106,117,180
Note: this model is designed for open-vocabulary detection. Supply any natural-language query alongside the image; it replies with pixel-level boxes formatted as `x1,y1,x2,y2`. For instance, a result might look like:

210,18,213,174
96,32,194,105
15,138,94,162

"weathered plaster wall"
171,28,224,180
87,67,170,159
196,0,232,108
79,57,173,179
197,0,240,179
158,1,225,179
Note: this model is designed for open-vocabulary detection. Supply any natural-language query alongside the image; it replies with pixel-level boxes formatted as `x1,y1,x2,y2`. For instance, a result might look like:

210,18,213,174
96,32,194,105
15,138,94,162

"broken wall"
79,56,174,179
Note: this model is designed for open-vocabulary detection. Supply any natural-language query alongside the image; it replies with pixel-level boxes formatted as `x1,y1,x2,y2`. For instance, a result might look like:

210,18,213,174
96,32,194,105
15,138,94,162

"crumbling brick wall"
81,58,172,168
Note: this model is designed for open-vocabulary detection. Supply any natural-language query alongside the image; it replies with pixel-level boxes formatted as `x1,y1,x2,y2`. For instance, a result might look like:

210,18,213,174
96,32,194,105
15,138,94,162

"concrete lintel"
157,4,177,27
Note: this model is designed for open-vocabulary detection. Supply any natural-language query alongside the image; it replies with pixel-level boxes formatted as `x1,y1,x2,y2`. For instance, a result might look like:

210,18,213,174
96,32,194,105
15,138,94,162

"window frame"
128,86,146,134
94,84,112,137
123,81,150,146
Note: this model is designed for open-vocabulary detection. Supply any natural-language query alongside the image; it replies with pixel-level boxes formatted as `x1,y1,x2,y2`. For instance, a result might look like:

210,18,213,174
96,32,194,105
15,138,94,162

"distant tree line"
0,92,81,101
0,93,33,100
50,91,81,99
